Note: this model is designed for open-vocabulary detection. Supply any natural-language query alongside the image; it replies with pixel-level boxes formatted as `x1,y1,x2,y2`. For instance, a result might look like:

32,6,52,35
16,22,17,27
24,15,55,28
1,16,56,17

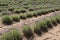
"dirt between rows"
0,11,60,40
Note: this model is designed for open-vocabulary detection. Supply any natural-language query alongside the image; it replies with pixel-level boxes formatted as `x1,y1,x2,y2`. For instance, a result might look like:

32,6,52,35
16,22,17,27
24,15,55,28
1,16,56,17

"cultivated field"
0,0,60,40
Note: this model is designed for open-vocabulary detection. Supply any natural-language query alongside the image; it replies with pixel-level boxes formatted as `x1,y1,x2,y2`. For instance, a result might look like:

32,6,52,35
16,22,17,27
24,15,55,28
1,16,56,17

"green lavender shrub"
12,15,20,22
2,15,13,25
0,29,22,40
20,14,27,19
26,13,33,18
55,15,60,24
40,20,48,32
45,18,52,28
34,22,42,35
2,11,9,16
23,25,33,38
50,17,57,26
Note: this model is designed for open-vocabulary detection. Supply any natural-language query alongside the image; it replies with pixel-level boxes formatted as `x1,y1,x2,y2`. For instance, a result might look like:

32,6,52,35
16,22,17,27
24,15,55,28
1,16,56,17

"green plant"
34,22,42,35
40,10,47,15
26,13,33,18
51,9,55,12
33,12,37,17
0,9,2,12
37,11,41,16
20,14,27,19
14,9,21,13
47,9,52,13
2,11,9,16
23,25,33,38
0,3,8,6
34,19,48,34
40,20,48,32
8,8,14,11
0,29,22,40
20,9,26,13
45,18,52,28
24,7,29,9
2,15,13,25
12,15,20,22
28,8,34,11
55,15,60,24
51,17,57,26
55,8,60,11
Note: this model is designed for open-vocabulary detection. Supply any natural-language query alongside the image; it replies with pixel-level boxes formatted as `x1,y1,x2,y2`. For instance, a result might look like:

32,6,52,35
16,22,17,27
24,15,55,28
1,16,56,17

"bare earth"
0,11,60,40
